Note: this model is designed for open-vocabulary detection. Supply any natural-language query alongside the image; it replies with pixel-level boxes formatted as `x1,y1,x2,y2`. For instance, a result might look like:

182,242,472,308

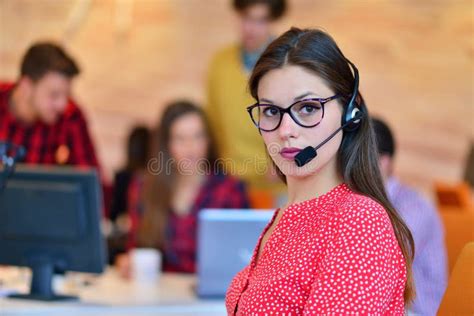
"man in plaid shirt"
372,117,447,315
0,42,99,168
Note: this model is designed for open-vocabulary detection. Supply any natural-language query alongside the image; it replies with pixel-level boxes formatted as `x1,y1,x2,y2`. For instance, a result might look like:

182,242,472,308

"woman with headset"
225,28,414,315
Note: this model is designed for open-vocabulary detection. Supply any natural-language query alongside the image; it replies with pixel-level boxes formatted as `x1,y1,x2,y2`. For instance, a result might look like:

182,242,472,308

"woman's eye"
298,104,321,115
262,107,279,117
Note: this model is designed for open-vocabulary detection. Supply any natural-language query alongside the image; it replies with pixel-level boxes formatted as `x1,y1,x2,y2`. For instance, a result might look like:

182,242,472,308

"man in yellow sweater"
206,0,287,202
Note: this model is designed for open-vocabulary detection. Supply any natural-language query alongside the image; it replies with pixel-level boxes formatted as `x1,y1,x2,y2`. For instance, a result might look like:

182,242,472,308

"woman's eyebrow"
259,92,322,105
294,91,321,101
259,98,274,104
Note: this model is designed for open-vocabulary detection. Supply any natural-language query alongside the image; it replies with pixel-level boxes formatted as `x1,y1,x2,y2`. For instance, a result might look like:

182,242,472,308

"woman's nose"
278,113,298,140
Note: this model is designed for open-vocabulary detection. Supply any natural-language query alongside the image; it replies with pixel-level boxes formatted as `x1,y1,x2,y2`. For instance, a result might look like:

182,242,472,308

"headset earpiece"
341,60,362,132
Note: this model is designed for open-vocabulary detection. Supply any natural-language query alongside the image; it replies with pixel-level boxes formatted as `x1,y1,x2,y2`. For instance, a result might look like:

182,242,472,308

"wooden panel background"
1,0,473,198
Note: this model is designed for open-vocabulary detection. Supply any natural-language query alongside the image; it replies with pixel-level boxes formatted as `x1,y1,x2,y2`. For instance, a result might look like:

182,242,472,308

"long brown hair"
249,27,415,304
125,126,151,172
137,100,218,249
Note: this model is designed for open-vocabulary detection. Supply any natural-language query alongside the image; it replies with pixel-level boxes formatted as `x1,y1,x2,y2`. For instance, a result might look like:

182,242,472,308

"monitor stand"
8,257,78,301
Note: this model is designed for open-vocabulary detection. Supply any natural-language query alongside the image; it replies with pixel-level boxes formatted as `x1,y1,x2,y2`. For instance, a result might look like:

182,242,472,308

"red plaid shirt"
126,173,250,273
0,82,99,168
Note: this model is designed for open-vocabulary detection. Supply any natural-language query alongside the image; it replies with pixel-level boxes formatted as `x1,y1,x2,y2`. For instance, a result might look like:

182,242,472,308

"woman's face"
257,65,343,179
168,113,209,174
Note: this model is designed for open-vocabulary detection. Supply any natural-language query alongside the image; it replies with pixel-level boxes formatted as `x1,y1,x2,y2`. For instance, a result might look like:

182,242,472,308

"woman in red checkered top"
225,28,415,315
116,100,250,275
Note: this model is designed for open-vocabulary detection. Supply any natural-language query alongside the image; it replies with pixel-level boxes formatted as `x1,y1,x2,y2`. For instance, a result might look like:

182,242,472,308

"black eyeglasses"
246,95,341,132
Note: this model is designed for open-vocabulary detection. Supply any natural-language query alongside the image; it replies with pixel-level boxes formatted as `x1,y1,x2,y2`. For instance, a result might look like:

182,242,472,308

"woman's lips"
279,147,302,159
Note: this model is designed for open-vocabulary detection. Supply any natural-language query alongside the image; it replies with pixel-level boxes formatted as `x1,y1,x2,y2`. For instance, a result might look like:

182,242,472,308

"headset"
294,59,364,167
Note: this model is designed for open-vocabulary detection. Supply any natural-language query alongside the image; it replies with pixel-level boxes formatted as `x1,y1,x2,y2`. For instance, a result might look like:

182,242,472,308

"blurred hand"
115,253,131,279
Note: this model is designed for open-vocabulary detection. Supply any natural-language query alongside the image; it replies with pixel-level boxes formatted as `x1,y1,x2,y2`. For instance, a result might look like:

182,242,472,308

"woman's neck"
174,172,206,188
284,160,343,209
171,172,206,216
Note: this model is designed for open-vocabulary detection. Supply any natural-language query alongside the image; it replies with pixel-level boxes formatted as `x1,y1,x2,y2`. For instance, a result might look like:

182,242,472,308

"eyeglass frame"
246,94,342,132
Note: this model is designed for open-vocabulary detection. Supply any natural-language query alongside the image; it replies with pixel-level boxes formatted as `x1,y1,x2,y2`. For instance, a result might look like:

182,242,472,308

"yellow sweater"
206,44,285,194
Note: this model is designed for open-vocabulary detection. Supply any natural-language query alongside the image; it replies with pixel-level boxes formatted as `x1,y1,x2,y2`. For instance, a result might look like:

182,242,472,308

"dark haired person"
372,117,447,315
116,101,250,275
206,0,287,199
110,126,151,223
108,126,151,263
225,28,414,314
0,42,99,168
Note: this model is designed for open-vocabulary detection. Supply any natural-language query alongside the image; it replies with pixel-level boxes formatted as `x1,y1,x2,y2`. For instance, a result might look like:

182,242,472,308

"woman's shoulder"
333,188,394,233
209,172,245,186
202,173,250,209
326,187,405,266
206,173,248,197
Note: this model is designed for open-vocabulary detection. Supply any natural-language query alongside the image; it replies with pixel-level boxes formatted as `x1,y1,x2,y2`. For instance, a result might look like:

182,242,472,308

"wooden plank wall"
0,0,472,198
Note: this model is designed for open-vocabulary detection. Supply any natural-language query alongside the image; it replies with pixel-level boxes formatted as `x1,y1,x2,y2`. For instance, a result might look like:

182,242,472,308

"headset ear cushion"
343,105,362,131
351,107,361,124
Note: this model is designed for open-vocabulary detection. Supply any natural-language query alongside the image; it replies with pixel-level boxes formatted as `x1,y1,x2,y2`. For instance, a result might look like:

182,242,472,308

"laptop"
196,209,274,298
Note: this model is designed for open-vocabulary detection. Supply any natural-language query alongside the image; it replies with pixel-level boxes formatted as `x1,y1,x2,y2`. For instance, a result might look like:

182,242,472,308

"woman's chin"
278,162,318,179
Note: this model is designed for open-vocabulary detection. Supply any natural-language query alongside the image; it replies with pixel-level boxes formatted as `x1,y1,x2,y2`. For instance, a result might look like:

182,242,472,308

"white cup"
130,248,162,284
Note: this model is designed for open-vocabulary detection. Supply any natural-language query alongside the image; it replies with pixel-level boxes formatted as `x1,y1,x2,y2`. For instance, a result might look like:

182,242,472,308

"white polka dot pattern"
225,183,407,315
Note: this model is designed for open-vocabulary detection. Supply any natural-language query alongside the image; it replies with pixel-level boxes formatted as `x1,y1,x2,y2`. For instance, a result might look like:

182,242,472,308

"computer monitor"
0,164,107,301
196,209,274,298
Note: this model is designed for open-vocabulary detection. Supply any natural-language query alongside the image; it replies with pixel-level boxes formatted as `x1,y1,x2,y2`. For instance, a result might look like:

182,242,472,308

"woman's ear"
355,92,364,108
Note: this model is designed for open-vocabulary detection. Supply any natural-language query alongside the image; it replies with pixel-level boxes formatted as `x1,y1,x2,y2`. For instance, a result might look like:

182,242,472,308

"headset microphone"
294,111,363,167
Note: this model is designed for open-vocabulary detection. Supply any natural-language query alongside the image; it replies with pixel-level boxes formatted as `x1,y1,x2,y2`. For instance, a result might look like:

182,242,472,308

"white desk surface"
0,267,226,316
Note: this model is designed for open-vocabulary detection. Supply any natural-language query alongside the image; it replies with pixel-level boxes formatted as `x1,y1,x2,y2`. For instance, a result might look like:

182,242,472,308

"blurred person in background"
116,101,249,275
206,0,287,203
0,42,99,168
108,126,151,264
372,117,448,315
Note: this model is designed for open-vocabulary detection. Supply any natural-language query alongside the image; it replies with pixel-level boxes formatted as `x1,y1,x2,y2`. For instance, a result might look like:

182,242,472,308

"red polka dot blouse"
225,183,407,315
